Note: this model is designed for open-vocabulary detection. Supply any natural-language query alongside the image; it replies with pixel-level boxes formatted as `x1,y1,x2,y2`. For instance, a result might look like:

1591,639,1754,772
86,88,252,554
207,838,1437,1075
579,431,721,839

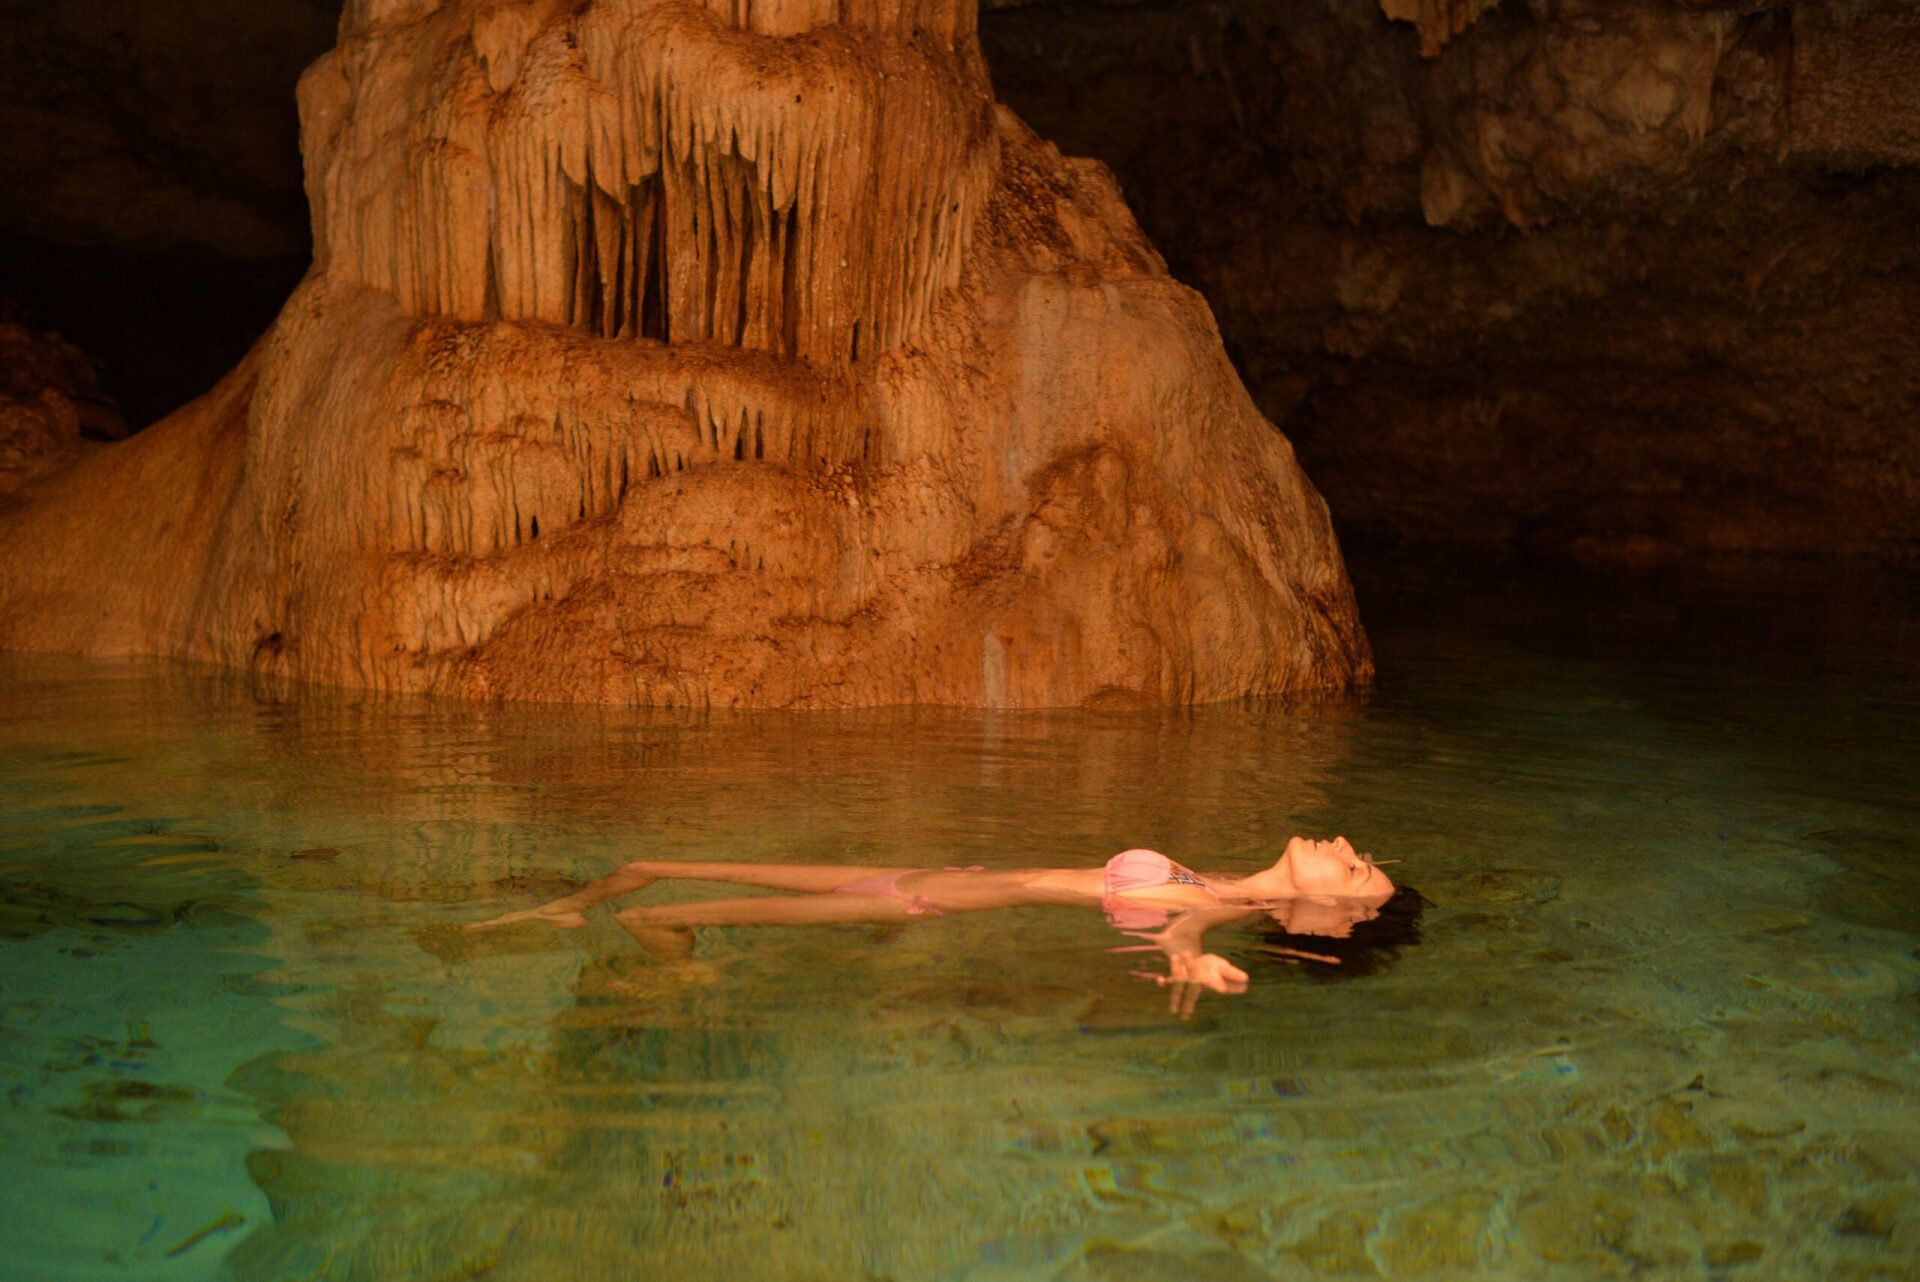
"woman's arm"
1122,908,1254,1014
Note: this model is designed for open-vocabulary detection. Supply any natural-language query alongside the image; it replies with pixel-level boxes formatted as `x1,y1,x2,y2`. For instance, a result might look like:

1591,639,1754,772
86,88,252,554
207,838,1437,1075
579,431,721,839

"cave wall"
0,0,338,423
980,0,1920,563
2,0,1916,563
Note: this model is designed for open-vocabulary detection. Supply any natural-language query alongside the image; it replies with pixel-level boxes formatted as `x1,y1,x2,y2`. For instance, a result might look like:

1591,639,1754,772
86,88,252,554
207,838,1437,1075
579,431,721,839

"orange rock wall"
0,0,1369,707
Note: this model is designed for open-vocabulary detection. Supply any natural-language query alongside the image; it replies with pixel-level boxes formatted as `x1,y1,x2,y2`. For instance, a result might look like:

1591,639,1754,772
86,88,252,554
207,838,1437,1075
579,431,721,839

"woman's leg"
467,860,916,930
612,893,920,960
467,860,661,930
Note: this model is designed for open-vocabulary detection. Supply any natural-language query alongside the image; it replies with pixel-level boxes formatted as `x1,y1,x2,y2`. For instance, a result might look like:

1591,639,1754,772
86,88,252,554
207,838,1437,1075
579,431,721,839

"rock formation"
1380,0,1503,56
0,308,128,496
983,0,1920,564
0,0,1368,707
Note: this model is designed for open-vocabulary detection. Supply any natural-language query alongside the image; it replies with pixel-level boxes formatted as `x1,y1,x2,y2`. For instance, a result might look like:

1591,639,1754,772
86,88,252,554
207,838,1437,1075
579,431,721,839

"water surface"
2,566,1917,1279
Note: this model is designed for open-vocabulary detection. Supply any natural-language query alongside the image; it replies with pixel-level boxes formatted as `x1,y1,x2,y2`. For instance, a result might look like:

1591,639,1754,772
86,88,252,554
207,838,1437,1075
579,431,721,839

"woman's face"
1281,835,1395,900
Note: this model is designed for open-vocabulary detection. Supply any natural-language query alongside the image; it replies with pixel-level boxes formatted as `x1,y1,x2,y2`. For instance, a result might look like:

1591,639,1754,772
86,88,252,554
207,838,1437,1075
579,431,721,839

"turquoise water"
2,567,1917,1279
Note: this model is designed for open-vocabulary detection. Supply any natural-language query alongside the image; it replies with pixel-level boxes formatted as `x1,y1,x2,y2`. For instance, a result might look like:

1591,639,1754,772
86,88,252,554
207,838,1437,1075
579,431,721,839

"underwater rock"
1062,1243,1272,1282
0,0,1367,708
1447,867,1563,908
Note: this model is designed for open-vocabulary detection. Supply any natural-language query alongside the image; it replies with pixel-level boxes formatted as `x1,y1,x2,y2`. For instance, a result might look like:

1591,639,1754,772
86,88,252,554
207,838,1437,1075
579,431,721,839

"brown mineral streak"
0,0,1370,709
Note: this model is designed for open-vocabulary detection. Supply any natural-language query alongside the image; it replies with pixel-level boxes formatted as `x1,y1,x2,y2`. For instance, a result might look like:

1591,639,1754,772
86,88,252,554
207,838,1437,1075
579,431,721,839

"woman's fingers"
1130,955,1247,1011
1186,954,1248,993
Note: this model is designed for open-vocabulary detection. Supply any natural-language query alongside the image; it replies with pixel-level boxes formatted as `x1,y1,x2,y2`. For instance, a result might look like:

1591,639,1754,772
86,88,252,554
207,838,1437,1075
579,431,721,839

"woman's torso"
894,852,1227,915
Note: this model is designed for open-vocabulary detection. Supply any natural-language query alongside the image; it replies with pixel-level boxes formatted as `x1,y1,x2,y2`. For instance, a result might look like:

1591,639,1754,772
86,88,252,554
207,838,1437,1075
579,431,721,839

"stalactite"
376,318,871,556
1379,0,1503,57
304,0,997,367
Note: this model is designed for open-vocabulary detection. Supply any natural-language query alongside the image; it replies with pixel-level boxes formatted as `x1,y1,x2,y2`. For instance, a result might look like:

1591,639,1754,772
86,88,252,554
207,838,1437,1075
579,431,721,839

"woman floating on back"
470,836,1406,1014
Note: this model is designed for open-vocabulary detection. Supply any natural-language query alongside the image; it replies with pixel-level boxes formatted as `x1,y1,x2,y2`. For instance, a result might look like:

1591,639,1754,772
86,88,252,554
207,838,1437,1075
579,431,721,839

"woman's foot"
464,906,589,931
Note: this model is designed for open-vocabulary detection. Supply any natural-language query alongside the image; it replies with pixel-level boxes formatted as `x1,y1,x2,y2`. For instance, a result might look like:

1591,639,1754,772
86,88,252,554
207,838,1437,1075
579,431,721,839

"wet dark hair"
1238,886,1426,979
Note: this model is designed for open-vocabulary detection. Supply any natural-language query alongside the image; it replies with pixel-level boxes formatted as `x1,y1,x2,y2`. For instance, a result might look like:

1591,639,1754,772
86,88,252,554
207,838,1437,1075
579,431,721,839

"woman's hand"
1132,951,1249,1018
1114,909,1259,1016
1174,952,1249,993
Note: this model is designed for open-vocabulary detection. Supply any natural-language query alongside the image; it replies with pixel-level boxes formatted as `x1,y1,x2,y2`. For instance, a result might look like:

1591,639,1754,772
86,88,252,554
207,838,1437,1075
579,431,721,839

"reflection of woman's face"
1281,835,1395,900
1266,895,1382,938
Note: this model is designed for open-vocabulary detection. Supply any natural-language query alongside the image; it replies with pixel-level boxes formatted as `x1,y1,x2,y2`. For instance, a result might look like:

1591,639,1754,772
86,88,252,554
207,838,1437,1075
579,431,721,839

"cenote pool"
2,567,1917,1280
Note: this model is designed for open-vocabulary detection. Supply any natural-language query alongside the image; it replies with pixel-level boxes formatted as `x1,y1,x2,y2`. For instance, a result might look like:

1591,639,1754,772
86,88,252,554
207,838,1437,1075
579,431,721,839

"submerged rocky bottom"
1,563,1916,1280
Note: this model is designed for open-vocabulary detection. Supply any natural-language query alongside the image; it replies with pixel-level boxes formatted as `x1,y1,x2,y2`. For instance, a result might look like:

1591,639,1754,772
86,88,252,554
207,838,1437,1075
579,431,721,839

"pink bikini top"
1102,848,1218,932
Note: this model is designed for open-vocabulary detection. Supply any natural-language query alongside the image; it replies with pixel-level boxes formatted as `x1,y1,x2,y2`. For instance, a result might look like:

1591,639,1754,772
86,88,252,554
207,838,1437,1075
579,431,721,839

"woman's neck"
1206,864,1296,901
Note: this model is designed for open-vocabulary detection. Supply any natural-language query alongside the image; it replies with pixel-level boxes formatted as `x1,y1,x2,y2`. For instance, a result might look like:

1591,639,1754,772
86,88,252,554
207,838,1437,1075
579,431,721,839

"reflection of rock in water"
229,983,553,1280
0,0,1367,709
209,689,1366,1279
170,674,1364,872
230,957,1110,1278
482,973,1145,1278
9,624,1919,1277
